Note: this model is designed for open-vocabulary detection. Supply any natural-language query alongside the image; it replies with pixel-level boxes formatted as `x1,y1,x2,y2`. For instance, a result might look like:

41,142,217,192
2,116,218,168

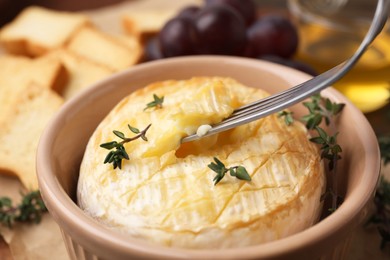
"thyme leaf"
0,190,47,228
100,124,151,169
144,94,164,111
208,157,251,185
278,110,294,126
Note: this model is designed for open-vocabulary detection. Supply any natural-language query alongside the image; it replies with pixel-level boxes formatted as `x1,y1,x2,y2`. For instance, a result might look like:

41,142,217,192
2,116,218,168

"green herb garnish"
302,94,345,211
369,176,390,249
100,124,151,169
0,190,47,228
367,136,390,249
309,126,342,171
301,94,345,129
208,157,251,185
379,136,390,165
144,94,164,111
278,110,294,125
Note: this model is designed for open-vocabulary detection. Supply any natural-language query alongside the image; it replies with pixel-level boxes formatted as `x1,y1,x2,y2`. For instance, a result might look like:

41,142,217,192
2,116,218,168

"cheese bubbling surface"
77,77,325,249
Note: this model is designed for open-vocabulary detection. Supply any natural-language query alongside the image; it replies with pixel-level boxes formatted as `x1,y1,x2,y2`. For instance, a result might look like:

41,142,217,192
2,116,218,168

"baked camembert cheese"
77,77,325,249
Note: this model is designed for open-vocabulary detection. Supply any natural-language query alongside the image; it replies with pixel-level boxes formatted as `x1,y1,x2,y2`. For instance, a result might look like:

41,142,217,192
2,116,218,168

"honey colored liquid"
296,23,390,113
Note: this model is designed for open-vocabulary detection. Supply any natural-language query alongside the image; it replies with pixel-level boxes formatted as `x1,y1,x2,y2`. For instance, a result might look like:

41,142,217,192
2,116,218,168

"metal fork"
182,0,389,143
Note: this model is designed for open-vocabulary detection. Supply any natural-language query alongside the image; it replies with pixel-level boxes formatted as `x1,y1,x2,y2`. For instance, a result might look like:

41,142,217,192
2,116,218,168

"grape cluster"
145,0,316,75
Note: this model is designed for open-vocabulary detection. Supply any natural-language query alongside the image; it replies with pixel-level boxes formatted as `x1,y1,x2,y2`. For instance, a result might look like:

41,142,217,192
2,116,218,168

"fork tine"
222,82,304,123
218,63,346,125
233,82,305,114
181,62,348,144
181,0,389,144
231,61,348,116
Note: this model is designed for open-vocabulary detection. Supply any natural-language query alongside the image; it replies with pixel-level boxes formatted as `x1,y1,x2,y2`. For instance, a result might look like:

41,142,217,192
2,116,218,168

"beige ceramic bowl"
37,56,380,260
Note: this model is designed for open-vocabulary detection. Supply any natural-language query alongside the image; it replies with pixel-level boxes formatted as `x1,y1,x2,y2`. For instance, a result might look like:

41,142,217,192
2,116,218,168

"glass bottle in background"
288,0,390,113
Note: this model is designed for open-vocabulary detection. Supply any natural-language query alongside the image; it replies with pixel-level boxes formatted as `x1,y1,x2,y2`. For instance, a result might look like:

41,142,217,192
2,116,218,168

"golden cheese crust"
78,77,325,249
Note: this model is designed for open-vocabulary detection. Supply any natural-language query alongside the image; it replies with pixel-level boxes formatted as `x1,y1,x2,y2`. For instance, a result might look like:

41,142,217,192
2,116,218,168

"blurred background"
0,0,285,25
0,1,389,259
0,0,388,134
0,0,124,25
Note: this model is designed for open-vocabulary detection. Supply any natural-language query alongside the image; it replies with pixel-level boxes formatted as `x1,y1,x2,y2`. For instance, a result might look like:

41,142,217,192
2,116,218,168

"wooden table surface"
0,0,389,259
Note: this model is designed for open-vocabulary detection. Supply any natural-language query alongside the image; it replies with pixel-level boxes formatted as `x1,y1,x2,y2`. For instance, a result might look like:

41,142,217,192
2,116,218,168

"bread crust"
0,6,90,57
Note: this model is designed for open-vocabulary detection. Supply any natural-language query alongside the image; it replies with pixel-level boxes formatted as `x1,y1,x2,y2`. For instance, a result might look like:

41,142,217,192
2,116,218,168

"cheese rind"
78,77,325,249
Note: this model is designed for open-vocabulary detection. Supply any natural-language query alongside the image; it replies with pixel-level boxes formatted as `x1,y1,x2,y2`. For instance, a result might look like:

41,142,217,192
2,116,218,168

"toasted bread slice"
0,54,67,120
0,54,67,91
122,9,177,43
33,53,68,93
47,49,114,99
0,6,90,56
0,83,64,189
66,27,143,71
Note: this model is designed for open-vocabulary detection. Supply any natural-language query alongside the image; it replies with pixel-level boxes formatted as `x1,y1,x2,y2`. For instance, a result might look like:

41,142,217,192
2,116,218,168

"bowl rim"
37,55,381,259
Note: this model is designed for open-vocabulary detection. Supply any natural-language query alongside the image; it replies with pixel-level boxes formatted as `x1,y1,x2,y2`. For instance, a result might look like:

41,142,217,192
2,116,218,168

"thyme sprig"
144,94,164,111
379,136,390,165
0,190,47,228
208,157,251,185
369,176,390,249
367,136,390,249
302,94,345,211
100,124,151,169
309,127,342,171
302,94,345,129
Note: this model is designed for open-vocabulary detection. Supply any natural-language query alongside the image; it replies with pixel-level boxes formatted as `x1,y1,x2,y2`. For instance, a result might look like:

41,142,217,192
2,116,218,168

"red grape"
144,37,164,61
195,5,247,55
247,14,299,58
204,0,256,26
177,6,201,20
158,17,199,57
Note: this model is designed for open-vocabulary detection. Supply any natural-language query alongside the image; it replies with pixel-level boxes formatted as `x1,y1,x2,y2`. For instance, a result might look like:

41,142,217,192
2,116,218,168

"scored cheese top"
77,77,325,249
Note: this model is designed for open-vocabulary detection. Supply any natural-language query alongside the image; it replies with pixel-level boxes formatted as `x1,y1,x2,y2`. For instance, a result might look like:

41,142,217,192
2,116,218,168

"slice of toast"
0,54,67,91
66,26,143,71
122,9,177,43
0,6,90,57
47,49,114,99
25,54,68,93
0,54,67,120
0,83,64,190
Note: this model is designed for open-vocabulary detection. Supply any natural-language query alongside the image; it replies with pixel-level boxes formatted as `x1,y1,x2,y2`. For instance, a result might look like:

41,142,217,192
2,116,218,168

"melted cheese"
77,77,325,249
